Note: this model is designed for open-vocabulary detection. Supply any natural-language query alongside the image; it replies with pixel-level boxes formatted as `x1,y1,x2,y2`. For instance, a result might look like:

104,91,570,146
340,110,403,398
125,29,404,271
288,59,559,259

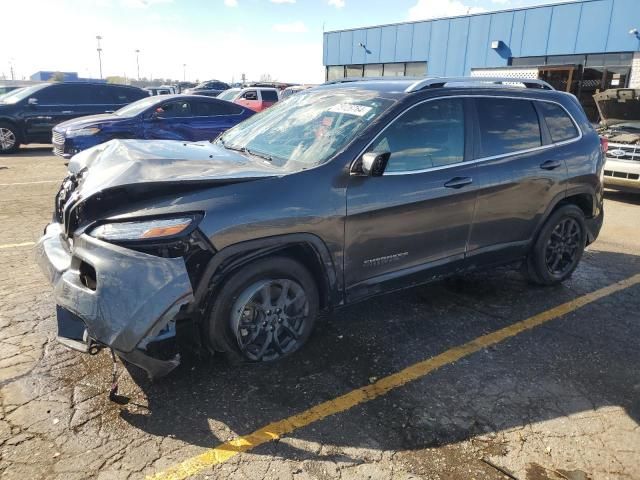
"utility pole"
9,61,15,81
135,49,140,81
182,63,186,81
96,35,103,79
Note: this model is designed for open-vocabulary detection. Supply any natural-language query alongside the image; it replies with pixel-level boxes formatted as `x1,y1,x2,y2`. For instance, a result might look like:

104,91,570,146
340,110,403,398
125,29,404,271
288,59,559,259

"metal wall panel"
326,32,340,65
428,20,450,76
365,28,382,63
547,3,583,55
465,14,492,74
607,0,640,52
395,23,414,62
379,25,398,63
486,11,514,67
446,17,470,76
351,29,367,64
339,30,353,65
411,22,431,62
575,0,612,53
510,9,527,57
520,7,553,57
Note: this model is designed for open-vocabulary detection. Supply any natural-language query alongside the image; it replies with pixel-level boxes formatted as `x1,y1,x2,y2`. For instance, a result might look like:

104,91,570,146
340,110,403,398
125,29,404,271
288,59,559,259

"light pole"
96,35,103,79
135,49,140,81
182,63,186,82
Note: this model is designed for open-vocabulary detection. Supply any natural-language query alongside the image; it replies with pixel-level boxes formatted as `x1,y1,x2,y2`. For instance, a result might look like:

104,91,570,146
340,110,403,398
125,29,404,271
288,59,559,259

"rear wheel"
524,204,587,286
205,256,319,362
0,123,20,154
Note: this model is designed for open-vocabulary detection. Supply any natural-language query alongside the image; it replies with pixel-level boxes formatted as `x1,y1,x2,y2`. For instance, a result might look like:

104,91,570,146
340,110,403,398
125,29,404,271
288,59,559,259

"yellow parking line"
148,273,640,480
0,241,35,250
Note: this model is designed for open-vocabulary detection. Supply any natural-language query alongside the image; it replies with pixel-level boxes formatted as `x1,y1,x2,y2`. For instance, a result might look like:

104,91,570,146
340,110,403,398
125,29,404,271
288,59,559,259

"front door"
22,84,81,142
143,99,194,140
344,97,477,301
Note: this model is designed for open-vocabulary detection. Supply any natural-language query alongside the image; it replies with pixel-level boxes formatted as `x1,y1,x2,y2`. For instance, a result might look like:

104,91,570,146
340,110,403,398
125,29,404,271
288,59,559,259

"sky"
1,0,579,85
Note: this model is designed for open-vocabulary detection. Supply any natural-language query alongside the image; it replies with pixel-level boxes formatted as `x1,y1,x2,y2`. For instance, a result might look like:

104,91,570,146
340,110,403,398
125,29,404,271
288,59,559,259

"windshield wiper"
217,137,246,153
245,148,273,162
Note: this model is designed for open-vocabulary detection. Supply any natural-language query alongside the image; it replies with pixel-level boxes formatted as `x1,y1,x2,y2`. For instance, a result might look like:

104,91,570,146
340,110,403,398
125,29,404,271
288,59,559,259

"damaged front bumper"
35,223,194,378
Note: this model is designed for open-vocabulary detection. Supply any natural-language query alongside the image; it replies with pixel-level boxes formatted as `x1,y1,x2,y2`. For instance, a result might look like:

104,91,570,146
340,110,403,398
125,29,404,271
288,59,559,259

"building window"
364,64,383,77
383,63,405,77
405,62,427,77
346,65,364,77
326,66,345,81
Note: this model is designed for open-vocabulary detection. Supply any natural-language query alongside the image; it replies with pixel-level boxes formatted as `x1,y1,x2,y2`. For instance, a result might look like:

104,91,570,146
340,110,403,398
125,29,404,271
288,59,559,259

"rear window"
537,101,579,143
261,90,279,102
476,98,542,158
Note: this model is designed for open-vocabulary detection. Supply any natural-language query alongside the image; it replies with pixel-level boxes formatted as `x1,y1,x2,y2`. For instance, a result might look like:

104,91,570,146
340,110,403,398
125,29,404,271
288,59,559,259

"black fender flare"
190,233,342,318
529,185,599,249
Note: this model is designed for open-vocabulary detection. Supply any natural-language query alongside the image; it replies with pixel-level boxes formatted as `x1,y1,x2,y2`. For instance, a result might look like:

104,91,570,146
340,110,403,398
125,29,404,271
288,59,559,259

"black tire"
0,122,21,154
524,204,587,286
204,256,319,363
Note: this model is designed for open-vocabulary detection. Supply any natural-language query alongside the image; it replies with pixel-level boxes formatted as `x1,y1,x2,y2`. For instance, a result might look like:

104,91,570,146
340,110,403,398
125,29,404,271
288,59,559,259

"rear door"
345,97,478,300
190,99,247,140
259,89,279,110
466,96,573,266
142,98,194,140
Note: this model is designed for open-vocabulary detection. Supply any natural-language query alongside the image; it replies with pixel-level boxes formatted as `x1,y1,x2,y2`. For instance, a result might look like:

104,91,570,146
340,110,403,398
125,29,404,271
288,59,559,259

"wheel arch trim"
190,233,342,318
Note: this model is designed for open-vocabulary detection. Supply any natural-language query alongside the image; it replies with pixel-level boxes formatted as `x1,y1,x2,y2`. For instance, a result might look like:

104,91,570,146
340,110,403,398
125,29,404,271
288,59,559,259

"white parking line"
0,241,36,250
0,180,59,186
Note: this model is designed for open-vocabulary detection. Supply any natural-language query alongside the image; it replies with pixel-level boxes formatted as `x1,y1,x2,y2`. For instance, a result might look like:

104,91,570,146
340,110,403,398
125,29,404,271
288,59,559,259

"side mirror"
27,98,38,106
360,151,390,177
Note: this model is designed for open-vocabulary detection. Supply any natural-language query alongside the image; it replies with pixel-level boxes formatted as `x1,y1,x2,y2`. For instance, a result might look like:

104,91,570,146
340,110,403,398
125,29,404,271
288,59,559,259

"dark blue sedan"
52,94,254,158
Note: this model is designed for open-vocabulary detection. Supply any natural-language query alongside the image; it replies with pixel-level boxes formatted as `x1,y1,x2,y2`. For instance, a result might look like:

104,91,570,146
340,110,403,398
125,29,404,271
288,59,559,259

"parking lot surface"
1,147,639,480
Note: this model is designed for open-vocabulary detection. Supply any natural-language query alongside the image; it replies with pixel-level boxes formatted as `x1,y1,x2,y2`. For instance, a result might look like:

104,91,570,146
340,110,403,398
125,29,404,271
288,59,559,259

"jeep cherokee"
36,77,605,378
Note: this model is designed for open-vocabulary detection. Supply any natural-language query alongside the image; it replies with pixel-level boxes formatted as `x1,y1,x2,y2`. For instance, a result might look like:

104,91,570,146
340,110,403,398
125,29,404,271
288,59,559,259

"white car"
595,89,640,192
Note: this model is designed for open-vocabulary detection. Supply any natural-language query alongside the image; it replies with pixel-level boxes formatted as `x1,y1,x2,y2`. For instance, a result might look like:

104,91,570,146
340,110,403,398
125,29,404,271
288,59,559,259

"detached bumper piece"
36,223,194,379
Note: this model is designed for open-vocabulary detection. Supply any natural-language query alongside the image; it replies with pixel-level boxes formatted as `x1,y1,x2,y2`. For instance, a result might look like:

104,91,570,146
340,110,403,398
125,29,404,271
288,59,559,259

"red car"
217,87,279,112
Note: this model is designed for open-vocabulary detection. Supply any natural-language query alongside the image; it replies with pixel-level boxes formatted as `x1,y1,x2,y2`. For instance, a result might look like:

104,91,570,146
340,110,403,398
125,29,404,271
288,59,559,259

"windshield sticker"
328,104,373,117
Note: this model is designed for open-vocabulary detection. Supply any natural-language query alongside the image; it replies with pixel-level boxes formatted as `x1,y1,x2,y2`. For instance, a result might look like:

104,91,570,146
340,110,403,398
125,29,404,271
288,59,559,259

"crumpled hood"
594,89,640,127
55,113,123,131
68,139,280,202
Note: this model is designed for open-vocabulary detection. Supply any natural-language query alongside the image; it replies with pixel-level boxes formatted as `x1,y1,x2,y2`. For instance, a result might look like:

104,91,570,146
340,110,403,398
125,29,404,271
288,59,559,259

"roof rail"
405,77,554,92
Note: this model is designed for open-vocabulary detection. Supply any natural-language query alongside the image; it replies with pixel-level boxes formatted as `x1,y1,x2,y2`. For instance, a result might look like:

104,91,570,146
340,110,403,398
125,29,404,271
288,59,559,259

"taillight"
600,136,609,154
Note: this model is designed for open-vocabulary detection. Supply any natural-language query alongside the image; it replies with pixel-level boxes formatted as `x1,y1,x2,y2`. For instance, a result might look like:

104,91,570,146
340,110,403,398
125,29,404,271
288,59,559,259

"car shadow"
604,189,640,205
117,249,640,464
9,145,53,157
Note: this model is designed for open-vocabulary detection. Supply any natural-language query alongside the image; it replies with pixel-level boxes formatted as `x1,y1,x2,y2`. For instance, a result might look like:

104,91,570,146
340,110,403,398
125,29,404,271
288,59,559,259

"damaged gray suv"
37,77,605,379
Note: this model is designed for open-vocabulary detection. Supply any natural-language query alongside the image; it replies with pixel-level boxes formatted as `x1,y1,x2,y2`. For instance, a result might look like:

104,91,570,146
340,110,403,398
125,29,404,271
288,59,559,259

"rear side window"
111,86,145,104
194,100,243,116
537,102,579,143
260,90,279,102
242,90,258,100
476,98,541,158
368,98,465,172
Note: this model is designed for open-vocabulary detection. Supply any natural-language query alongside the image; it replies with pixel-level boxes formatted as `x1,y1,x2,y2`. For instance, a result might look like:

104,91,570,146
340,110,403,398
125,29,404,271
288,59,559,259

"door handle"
540,160,562,170
61,110,74,114
444,177,473,189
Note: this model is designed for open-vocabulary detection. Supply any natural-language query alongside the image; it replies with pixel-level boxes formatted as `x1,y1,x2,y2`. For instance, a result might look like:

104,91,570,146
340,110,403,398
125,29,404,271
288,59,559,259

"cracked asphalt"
1,146,639,480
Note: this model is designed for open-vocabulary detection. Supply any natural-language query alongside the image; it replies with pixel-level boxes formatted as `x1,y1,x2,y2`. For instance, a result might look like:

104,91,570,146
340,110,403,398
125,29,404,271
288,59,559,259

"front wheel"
205,256,319,362
524,204,587,286
0,123,20,154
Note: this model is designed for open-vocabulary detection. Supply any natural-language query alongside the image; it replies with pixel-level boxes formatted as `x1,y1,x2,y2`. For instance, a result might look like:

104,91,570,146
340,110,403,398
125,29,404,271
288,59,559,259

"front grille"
606,142,640,162
52,130,65,145
604,170,640,180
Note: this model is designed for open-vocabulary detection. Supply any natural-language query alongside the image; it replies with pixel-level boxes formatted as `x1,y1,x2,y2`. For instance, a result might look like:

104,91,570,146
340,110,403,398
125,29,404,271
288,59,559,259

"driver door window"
368,98,465,173
155,101,192,118
242,90,258,101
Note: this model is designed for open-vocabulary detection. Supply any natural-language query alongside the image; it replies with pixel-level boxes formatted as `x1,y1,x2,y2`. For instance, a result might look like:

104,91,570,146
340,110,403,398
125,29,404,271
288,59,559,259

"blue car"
52,94,254,158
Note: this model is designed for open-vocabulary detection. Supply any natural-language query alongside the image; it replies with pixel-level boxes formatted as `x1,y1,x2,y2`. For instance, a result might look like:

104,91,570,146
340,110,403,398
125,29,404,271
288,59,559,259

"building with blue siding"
323,0,640,120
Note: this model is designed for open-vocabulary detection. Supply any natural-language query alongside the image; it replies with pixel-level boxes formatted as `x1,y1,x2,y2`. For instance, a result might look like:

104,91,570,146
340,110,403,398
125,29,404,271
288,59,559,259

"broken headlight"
89,216,196,242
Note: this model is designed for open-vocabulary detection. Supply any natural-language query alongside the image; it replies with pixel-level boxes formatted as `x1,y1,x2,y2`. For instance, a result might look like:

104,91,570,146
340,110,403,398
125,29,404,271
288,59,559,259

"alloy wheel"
0,127,16,151
544,217,582,276
231,279,309,361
